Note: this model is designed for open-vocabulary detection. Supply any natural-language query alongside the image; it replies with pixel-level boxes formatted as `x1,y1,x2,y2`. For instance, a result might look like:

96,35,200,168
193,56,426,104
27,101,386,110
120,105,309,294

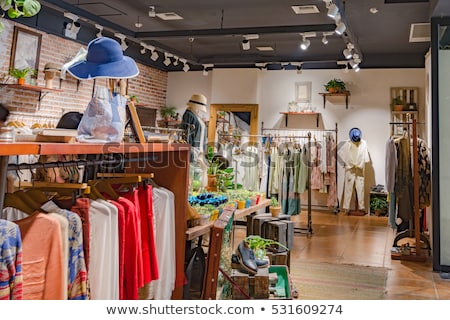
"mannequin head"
349,127,362,142
186,93,208,115
44,63,60,88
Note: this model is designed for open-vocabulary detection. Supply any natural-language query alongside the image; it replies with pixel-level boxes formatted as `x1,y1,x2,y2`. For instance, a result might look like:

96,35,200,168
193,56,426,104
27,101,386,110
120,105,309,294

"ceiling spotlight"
95,24,103,38
64,12,80,40
114,33,128,51
64,21,81,40
300,36,310,50
63,12,78,22
147,45,159,61
148,5,156,18
242,39,250,50
343,48,352,59
349,60,360,72
327,3,339,19
173,56,179,66
335,21,346,35
135,16,143,29
183,62,190,72
163,53,172,66
369,7,378,14
140,42,147,54
255,62,267,70
322,34,329,45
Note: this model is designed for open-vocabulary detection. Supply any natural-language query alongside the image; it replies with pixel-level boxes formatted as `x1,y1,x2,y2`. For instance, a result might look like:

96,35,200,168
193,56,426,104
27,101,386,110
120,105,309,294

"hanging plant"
1,0,42,32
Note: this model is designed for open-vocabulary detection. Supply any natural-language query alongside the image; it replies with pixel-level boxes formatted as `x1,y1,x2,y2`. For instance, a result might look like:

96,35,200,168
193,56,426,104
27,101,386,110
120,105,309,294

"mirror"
208,104,259,146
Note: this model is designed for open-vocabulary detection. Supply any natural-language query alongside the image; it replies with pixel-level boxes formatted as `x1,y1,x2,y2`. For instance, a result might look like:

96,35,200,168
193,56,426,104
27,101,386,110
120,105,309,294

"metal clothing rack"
389,119,430,261
259,122,339,235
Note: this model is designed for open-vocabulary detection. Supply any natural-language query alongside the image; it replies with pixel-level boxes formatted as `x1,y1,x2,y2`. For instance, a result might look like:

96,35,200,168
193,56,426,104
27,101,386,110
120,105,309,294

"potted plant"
370,197,388,216
129,94,139,103
159,105,177,121
391,96,404,111
269,196,281,217
244,235,289,260
9,67,36,85
324,78,346,93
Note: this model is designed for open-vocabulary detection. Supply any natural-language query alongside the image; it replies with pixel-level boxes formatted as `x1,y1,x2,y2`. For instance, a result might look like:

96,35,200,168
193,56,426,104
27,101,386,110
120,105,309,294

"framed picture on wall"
9,26,42,73
295,81,312,103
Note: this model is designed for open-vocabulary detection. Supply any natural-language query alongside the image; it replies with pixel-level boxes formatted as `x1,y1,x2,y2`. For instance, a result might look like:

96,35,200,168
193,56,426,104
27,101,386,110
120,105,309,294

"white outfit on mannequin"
338,139,370,210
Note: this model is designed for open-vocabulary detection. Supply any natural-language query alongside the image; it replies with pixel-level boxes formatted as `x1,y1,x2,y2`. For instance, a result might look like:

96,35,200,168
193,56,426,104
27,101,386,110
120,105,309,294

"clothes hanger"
3,192,36,215
97,172,154,179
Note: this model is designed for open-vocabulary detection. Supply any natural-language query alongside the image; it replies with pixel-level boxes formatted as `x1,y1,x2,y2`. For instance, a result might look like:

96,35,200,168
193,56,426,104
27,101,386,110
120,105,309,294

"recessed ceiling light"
156,12,183,20
369,7,378,14
256,46,274,52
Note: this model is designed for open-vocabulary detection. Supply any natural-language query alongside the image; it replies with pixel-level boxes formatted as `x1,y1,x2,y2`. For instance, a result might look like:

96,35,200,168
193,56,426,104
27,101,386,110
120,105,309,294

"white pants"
343,167,365,210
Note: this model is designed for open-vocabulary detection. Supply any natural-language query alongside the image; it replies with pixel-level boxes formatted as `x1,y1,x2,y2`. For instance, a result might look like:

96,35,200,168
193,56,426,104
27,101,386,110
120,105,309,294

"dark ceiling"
14,1,450,71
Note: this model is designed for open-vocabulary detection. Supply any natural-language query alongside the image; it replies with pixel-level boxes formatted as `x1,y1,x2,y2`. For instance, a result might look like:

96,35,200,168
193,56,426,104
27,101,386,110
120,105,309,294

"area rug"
289,261,388,300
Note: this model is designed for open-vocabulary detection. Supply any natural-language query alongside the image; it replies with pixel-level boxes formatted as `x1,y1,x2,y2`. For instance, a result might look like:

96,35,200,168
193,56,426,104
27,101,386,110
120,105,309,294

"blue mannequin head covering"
349,127,362,142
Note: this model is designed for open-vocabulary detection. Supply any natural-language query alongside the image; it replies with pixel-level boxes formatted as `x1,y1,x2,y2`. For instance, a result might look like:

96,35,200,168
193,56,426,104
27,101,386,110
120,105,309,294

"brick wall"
0,20,167,127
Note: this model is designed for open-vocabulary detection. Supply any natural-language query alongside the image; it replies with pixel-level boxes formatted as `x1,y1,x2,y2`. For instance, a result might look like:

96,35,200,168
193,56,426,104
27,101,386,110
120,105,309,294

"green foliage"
391,96,404,106
244,235,289,257
370,197,388,211
324,78,346,92
270,196,279,207
9,66,36,79
129,94,139,103
1,0,41,19
159,105,177,118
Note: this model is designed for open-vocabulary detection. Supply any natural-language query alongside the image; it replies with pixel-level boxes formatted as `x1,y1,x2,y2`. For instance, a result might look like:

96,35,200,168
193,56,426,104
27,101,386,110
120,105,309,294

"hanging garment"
40,201,88,300
326,135,337,208
15,213,65,300
295,146,308,194
47,213,69,300
338,139,370,211
112,196,143,300
417,138,431,208
55,198,91,275
139,187,176,300
242,144,260,191
137,185,159,282
88,199,119,300
107,199,126,300
395,136,413,224
310,141,323,190
280,144,300,215
268,145,282,196
0,219,23,300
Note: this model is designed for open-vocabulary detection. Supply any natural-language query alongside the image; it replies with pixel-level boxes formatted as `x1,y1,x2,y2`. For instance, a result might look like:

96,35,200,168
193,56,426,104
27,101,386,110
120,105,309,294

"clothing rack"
389,119,429,261
261,122,339,212
1,156,151,209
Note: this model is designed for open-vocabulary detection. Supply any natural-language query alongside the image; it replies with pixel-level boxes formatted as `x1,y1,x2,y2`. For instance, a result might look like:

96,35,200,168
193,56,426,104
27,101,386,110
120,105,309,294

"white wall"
168,68,426,208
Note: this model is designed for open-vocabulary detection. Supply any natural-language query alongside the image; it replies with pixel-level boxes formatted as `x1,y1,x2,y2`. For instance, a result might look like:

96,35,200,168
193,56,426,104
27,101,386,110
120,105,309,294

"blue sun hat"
349,127,362,142
68,37,139,80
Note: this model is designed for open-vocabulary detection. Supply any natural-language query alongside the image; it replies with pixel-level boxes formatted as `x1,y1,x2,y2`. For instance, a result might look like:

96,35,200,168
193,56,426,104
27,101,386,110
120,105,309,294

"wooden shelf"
319,91,350,109
279,112,320,127
1,83,63,109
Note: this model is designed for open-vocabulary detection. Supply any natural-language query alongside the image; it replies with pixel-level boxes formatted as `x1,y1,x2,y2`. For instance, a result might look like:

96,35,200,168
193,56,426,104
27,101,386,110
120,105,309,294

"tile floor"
235,210,450,299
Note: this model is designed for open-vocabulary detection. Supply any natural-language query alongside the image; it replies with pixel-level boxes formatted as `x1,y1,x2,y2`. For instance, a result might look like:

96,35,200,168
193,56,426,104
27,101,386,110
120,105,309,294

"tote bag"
77,86,126,143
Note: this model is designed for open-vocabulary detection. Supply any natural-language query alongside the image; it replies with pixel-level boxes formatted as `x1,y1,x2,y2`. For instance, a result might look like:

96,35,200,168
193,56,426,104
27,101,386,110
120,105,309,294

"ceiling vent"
156,12,183,20
291,5,320,15
409,23,430,42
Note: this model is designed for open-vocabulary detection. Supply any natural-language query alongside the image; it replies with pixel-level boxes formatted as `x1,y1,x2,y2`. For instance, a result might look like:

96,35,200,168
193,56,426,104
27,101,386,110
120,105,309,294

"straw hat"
187,93,208,113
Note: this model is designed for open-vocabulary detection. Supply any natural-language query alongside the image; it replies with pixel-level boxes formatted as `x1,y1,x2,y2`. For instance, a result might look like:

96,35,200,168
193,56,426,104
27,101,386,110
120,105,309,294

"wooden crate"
262,220,294,251
231,267,269,299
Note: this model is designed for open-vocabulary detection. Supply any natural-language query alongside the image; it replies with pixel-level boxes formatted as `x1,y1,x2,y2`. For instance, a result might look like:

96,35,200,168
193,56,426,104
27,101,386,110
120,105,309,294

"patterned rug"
289,261,388,300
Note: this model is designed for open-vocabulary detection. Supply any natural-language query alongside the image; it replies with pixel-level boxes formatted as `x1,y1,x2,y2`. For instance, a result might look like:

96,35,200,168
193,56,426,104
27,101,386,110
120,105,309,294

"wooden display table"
185,198,270,241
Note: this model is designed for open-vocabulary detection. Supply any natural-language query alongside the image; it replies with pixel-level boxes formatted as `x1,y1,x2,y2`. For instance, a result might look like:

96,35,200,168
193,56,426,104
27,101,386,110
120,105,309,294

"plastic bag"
77,86,126,143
